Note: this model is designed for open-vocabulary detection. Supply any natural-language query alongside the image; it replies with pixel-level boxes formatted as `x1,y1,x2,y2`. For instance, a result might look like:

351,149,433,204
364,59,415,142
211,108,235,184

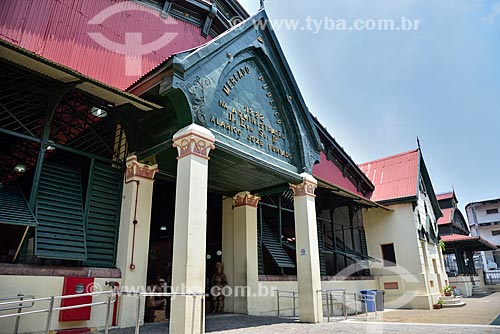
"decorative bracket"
233,191,261,208
289,173,317,197
172,124,215,160
202,3,218,37
125,155,158,181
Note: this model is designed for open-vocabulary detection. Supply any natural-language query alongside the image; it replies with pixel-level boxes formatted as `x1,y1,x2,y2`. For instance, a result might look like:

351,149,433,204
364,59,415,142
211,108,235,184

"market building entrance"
124,11,325,334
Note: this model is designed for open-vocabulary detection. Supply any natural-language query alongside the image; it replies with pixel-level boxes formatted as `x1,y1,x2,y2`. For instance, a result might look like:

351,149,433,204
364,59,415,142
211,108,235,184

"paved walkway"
107,315,500,334
360,292,500,325
103,293,500,334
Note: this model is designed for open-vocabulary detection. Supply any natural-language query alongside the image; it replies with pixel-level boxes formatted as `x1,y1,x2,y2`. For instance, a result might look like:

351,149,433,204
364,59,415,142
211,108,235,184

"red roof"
313,151,366,197
441,234,497,250
358,149,420,202
438,208,453,225
0,0,211,90
437,192,454,201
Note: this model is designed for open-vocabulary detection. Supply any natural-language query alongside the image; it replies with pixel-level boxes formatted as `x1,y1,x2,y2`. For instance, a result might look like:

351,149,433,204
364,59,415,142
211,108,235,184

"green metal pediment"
160,10,322,175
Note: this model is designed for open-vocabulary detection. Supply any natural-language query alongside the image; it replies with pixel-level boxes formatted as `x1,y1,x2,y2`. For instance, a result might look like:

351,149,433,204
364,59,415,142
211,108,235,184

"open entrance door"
146,178,223,322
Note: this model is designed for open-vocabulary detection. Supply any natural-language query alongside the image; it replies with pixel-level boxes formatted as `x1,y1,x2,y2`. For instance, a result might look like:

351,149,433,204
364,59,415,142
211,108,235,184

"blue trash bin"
360,290,376,312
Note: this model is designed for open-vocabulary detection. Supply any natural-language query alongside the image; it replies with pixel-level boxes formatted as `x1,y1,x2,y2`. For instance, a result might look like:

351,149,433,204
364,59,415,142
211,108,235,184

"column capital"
125,155,158,181
173,124,215,160
233,191,261,208
289,172,317,197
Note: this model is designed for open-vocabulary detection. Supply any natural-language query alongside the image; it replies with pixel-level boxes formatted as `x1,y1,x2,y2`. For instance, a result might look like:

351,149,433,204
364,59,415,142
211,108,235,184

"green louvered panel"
0,185,37,226
261,222,295,269
84,161,123,267
35,162,86,260
316,221,327,275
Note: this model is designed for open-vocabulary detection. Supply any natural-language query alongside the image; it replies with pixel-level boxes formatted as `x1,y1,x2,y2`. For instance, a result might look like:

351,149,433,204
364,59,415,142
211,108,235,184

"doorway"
146,178,223,322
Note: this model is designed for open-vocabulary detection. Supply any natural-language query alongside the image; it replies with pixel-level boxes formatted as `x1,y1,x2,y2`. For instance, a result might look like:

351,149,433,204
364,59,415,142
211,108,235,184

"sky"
238,0,500,213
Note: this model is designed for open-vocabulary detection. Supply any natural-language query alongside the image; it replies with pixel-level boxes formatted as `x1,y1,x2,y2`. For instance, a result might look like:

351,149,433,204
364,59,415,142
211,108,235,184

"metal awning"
0,40,162,112
315,176,391,211
441,233,497,254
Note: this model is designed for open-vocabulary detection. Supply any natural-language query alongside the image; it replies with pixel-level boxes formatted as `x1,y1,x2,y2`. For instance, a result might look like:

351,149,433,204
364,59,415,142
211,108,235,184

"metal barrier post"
343,291,347,319
276,290,280,317
292,291,296,318
354,293,358,316
330,292,333,319
135,294,142,334
364,295,368,317
325,291,330,322
104,293,112,334
14,294,23,334
200,294,205,334
45,296,55,334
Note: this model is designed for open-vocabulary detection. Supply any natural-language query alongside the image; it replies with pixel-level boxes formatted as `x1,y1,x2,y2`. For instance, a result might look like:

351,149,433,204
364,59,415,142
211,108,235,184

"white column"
116,155,158,328
221,197,235,313
169,124,215,334
290,173,323,323
232,192,260,315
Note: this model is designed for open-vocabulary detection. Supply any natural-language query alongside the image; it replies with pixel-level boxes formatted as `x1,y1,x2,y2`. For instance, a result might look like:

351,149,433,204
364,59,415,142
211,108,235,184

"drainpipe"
125,179,140,270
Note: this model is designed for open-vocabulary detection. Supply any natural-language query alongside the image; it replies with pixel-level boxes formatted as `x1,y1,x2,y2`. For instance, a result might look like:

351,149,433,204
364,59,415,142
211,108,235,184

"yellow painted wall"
363,202,446,309
0,276,121,334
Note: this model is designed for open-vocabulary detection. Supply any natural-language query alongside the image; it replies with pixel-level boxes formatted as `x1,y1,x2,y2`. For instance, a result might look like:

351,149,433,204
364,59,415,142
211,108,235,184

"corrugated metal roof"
441,233,497,250
0,39,161,111
437,192,454,201
313,151,366,197
358,149,420,202
0,0,212,90
438,207,453,225
316,177,391,211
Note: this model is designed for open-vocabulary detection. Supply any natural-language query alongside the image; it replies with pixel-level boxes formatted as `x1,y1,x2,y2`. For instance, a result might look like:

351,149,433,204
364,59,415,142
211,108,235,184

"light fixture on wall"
206,254,212,260
160,226,167,231
216,250,222,256
91,107,107,118
14,164,26,173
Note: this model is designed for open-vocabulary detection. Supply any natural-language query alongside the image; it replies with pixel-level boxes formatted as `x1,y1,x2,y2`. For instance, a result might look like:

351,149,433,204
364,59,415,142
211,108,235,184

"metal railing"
0,294,35,334
484,270,500,285
0,290,205,334
275,290,298,318
359,292,377,317
276,289,379,321
0,291,114,334
319,289,347,322
123,291,205,334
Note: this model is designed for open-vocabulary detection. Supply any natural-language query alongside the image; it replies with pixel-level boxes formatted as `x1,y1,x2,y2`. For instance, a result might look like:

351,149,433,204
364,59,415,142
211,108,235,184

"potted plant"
433,299,443,309
443,285,453,296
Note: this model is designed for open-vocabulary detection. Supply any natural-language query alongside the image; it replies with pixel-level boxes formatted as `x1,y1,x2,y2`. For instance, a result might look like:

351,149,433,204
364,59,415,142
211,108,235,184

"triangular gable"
417,152,443,219
160,10,322,175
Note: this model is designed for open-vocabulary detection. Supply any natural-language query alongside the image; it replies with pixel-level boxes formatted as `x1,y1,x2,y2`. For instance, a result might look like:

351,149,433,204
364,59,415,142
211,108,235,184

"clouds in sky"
484,2,500,23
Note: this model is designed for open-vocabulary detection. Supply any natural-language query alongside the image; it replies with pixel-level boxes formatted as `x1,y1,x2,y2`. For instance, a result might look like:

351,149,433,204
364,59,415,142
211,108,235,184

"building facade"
437,191,496,296
0,1,456,333
466,198,500,270
359,149,448,309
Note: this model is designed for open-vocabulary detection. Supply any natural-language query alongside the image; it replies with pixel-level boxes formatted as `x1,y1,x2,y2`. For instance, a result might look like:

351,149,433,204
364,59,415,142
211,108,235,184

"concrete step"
441,295,460,301
442,301,467,308
472,291,490,296
441,298,462,304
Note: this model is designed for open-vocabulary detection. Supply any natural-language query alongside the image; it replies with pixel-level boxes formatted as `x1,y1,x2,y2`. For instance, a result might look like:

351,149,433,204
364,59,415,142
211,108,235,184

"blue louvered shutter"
35,162,87,260
83,161,123,267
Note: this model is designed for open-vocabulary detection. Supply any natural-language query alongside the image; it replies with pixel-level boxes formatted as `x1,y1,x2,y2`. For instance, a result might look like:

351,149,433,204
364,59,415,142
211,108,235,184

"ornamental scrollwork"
233,192,261,208
180,76,212,125
289,179,317,197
